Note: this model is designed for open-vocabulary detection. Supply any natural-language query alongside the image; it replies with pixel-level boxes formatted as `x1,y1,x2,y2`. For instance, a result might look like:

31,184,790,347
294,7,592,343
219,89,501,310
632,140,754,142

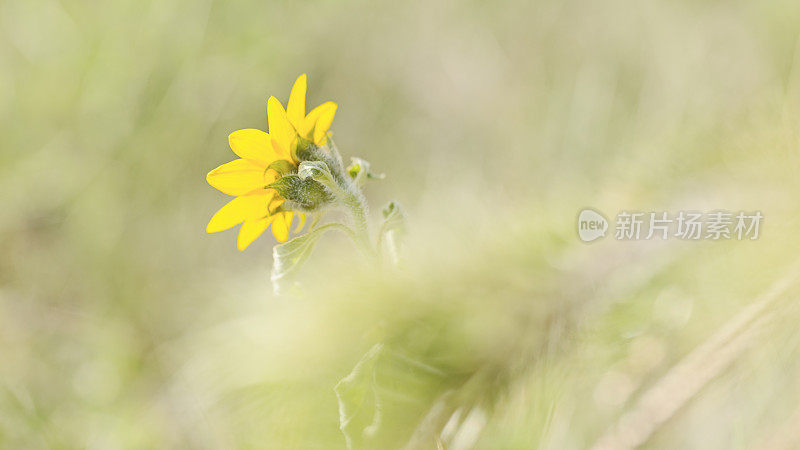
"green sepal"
267,174,334,211
295,140,319,162
292,135,313,161
266,174,302,198
266,159,296,176
298,160,342,196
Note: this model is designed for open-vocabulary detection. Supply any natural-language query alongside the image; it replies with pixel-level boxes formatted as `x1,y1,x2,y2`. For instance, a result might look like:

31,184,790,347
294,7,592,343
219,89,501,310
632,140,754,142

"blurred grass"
4,0,800,448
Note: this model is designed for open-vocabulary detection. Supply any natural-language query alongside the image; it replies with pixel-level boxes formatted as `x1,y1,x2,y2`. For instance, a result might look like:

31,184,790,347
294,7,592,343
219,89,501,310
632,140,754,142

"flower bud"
267,174,334,211
347,158,384,186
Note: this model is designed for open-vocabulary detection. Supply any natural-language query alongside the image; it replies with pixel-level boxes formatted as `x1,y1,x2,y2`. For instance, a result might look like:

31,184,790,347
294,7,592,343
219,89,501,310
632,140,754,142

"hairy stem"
342,189,375,260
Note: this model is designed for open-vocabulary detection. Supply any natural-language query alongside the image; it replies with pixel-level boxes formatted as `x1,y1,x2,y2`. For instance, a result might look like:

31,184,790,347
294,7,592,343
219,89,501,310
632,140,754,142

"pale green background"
3,0,800,448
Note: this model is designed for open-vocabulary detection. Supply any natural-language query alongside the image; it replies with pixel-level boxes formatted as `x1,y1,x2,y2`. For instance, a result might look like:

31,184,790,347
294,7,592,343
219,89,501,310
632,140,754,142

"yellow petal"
228,129,281,165
267,195,285,213
270,137,292,162
207,192,273,233
271,211,293,242
207,159,269,196
294,213,306,232
287,74,307,131
267,96,296,158
300,101,336,139
238,216,274,250
313,102,336,144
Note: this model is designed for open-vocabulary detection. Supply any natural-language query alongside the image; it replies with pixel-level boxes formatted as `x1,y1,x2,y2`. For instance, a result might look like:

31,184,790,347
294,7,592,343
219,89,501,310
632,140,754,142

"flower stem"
342,189,375,260
298,148,376,261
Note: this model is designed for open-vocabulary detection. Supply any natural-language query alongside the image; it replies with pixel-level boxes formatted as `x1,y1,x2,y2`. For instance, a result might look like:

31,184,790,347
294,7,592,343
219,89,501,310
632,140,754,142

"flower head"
206,74,337,250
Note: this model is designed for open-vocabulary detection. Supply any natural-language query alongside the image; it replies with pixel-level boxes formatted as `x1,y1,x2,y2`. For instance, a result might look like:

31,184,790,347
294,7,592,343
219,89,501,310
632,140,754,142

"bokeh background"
4,0,800,448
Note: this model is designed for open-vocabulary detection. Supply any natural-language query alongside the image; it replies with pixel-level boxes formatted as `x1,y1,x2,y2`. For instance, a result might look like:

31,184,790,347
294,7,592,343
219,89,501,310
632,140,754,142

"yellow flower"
206,74,337,250
285,74,338,149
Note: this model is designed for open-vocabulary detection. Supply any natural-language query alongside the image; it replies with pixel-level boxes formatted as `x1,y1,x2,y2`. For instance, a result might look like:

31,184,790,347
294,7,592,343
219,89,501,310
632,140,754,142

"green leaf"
270,223,343,294
335,344,385,449
335,343,450,449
